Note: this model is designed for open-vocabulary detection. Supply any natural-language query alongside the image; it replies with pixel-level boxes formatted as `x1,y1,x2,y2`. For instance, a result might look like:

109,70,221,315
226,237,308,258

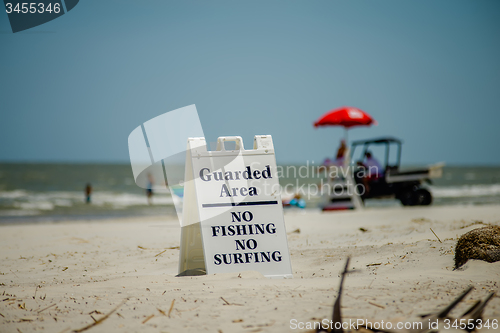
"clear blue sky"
1,0,499,165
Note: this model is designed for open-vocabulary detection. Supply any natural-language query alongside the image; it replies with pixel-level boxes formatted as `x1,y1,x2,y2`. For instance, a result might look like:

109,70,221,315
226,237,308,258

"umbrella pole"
343,128,363,210
344,128,348,144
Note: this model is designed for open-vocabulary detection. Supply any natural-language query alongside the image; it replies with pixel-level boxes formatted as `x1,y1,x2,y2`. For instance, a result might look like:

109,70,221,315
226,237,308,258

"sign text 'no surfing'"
178,135,293,279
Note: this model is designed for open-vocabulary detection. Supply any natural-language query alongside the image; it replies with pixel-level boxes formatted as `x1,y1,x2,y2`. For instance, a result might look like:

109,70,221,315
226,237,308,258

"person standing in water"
146,173,154,205
85,183,92,204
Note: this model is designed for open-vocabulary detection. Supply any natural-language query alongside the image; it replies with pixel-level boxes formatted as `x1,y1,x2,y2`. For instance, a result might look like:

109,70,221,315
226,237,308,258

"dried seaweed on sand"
71,298,128,333
454,225,500,269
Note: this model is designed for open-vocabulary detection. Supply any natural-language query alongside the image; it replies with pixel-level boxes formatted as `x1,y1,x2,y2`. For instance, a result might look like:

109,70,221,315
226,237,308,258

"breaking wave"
430,184,500,198
0,190,174,217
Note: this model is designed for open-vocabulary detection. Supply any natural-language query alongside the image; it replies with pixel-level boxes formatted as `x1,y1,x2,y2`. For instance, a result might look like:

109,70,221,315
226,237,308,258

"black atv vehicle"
351,137,443,206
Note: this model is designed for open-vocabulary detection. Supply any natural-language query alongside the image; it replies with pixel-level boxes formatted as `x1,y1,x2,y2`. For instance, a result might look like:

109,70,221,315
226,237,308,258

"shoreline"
1,201,500,225
1,205,499,332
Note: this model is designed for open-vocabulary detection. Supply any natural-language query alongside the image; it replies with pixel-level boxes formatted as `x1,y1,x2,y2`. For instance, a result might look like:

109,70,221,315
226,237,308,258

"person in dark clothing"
146,174,154,205
85,183,92,204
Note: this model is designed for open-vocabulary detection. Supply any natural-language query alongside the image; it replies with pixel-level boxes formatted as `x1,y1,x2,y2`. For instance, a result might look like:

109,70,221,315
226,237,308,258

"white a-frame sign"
178,135,293,279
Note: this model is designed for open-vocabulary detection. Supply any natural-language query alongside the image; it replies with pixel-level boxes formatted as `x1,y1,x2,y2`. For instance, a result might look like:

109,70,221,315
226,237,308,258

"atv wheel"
399,189,418,206
415,188,432,205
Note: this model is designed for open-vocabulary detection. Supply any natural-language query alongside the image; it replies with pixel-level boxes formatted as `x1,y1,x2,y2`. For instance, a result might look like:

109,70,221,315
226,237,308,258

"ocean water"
0,163,499,223
0,163,176,223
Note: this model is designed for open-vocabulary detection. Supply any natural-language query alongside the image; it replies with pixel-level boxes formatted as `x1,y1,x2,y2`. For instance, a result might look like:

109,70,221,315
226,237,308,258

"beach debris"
410,286,474,332
288,228,301,234
243,320,276,328
368,301,385,309
168,299,175,318
70,237,89,244
359,228,369,232
454,225,500,269
458,292,495,332
138,245,179,250
33,285,42,299
155,250,167,257
314,259,495,333
221,296,243,306
142,314,154,324
358,287,495,333
316,257,354,333
366,263,381,267
411,218,431,223
459,220,485,229
71,298,128,333
37,303,56,313
429,228,442,243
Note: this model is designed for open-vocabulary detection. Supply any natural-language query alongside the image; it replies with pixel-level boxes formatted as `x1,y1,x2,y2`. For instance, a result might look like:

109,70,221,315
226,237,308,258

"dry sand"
1,205,499,333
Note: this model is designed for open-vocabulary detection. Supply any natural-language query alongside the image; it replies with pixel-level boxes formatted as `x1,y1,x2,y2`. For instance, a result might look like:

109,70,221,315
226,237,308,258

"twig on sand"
72,298,128,333
0,312,4,317
168,299,175,318
221,297,243,306
368,301,385,309
37,303,56,313
430,228,442,243
33,285,39,299
138,246,179,251
331,257,351,333
366,263,381,267
10,270,19,278
142,314,154,324
155,250,166,257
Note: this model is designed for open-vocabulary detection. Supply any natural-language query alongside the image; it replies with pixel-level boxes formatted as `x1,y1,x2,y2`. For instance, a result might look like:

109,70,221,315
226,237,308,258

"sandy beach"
1,205,499,333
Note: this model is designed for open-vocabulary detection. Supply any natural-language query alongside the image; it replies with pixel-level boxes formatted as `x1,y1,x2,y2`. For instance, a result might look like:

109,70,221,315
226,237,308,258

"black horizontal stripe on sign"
202,201,278,208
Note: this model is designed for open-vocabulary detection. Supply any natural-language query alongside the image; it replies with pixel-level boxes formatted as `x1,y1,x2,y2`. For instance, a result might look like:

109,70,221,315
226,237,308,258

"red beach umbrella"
314,106,376,143
314,106,376,129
